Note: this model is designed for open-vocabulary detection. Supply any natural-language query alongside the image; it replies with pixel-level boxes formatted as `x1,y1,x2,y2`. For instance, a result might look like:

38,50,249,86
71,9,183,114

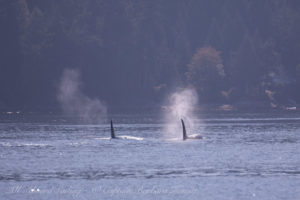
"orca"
109,120,143,140
181,119,203,140
110,120,116,138
181,119,187,140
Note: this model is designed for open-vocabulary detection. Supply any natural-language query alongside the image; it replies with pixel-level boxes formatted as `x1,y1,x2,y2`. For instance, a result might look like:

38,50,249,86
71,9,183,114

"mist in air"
57,69,107,123
163,87,200,139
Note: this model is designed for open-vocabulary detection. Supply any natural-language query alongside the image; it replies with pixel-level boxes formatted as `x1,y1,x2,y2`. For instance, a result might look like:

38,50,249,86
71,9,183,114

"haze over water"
0,112,299,200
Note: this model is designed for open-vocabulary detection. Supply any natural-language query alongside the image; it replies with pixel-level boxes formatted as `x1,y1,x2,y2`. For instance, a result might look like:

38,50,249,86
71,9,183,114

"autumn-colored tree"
186,46,225,101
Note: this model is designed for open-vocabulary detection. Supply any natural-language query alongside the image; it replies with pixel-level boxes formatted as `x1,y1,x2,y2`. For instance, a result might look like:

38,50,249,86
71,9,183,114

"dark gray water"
0,112,300,200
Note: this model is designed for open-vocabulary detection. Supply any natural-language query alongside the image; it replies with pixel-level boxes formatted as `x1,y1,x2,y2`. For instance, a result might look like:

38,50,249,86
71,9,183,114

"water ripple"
1,168,299,181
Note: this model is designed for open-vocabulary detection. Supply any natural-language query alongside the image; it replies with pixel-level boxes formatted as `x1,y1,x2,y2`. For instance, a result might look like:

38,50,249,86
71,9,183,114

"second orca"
181,119,203,140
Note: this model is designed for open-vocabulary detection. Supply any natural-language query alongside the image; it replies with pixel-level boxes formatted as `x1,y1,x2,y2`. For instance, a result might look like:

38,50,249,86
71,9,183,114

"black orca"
181,119,203,140
109,120,143,140
110,120,116,139
181,119,187,140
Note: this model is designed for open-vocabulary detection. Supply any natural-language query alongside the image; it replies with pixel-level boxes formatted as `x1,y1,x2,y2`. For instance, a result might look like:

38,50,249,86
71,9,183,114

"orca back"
181,119,187,140
110,120,116,138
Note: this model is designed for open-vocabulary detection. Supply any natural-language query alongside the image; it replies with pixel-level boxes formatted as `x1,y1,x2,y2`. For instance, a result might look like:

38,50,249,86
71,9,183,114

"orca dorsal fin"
181,119,187,140
110,120,115,138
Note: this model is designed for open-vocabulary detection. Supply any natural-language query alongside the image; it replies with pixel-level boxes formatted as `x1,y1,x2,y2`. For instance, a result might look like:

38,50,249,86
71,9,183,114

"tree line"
0,0,300,110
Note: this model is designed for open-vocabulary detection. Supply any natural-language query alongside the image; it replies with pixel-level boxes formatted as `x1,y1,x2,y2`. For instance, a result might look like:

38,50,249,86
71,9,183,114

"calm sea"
0,112,299,200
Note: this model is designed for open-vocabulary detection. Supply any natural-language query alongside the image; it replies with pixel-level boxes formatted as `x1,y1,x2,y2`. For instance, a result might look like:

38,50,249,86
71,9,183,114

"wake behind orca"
181,119,203,140
110,120,143,140
108,119,200,141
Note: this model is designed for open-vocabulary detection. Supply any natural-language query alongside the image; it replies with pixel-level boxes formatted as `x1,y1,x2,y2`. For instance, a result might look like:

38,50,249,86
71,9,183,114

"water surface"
0,112,299,199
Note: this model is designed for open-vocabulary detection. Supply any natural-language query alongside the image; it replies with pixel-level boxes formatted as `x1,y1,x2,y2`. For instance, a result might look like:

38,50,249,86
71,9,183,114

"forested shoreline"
1,0,300,111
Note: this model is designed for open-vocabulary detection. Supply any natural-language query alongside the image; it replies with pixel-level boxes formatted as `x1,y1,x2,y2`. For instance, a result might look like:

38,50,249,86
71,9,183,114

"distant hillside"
0,0,300,110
